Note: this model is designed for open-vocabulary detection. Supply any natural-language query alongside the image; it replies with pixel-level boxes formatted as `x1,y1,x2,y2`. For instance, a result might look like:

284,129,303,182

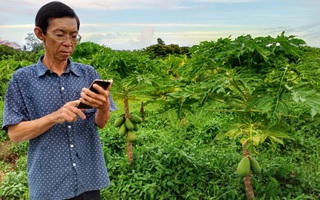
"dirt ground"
0,170,4,182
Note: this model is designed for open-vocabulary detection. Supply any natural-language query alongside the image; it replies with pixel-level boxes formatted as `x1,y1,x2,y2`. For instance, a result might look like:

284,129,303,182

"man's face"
43,17,79,61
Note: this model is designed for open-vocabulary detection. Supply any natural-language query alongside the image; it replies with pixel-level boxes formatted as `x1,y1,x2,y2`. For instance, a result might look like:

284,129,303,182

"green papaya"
249,157,261,174
133,123,139,131
125,118,134,131
127,131,135,142
237,157,250,178
130,114,142,124
118,113,125,117
114,116,125,127
119,123,127,136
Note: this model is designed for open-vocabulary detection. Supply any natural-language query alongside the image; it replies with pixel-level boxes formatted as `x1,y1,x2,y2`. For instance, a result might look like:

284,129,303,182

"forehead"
47,17,78,32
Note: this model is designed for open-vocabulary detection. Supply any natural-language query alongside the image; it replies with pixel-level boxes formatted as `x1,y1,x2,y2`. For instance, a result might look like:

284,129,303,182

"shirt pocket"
71,89,82,101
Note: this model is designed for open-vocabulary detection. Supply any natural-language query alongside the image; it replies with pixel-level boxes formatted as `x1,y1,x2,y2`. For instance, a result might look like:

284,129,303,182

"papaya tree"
110,73,157,164
108,55,191,164
73,43,170,164
89,49,156,164
154,32,320,199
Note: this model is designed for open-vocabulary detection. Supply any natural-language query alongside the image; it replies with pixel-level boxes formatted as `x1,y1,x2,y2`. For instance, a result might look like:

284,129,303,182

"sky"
0,0,319,50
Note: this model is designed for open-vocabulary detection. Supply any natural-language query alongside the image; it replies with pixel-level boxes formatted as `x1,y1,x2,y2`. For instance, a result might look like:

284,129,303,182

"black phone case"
77,80,110,109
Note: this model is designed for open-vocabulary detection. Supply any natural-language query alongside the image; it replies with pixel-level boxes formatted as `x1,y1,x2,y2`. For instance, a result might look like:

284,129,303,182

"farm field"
0,33,320,200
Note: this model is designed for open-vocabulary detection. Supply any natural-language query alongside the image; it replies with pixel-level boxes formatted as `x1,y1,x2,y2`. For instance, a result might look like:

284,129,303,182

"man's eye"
56,34,65,38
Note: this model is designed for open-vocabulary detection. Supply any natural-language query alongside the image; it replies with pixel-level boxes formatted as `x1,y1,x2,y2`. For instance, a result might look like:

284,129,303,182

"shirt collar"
36,56,81,77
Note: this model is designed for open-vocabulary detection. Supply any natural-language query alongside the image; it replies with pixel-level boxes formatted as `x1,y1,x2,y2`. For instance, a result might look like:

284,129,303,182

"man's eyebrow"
52,29,78,34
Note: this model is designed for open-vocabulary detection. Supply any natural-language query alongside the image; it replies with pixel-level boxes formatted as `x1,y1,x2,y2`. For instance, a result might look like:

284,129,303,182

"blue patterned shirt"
2,56,117,200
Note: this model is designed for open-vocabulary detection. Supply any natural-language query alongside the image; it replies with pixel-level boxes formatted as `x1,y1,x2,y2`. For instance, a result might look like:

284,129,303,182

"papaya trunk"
243,174,254,200
140,102,145,122
243,141,254,200
124,96,133,164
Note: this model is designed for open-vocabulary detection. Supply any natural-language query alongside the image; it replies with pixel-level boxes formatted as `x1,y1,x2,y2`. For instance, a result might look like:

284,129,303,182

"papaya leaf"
225,128,243,138
269,136,284,145
264,130,291,139
240,137,249,146
254,45,272,62
291,90,320,118
214,132,226,140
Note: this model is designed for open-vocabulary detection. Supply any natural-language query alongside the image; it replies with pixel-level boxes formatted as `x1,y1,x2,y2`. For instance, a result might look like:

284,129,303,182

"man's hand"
53,100,86,124
79,80,112,110
79,80,113,128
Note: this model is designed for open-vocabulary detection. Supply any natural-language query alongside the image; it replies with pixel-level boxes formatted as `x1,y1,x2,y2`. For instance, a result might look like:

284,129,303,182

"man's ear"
34,27,44,41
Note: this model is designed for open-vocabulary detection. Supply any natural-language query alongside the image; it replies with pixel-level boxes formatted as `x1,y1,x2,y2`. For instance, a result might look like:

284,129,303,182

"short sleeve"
108,94,117,111
2,75,29,131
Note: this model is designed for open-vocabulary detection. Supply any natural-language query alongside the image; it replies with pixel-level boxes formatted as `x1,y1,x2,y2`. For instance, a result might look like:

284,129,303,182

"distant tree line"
144,38,190,58
0,33,44,62
0,33,190,61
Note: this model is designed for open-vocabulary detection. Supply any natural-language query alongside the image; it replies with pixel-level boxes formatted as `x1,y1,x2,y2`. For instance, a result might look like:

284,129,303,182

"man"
2,1,116,199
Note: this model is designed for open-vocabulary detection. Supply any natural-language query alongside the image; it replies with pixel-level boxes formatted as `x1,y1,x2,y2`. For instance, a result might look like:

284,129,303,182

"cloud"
1,0,319,50
137,27,154,42
11,0,184,10
190,0,261,3
0,0,36,24
81,26,156,50
299,21,320,31
8,0,262,12
0,24,34,29
80,23,230,29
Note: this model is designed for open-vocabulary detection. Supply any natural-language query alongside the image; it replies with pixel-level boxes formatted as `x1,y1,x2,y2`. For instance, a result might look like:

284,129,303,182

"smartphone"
77,79,111,109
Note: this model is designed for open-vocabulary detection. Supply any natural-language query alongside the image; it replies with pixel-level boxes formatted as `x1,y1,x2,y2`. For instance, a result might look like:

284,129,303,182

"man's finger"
69,100,81,107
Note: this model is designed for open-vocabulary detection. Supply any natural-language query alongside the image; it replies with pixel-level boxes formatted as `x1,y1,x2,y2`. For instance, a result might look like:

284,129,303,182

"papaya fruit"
127,131,135,142
133,123,139,131
130,114,142,124
237,157,250,178
125,118,134,131
119,123,127,136
114,116,125,127
249,157,261,174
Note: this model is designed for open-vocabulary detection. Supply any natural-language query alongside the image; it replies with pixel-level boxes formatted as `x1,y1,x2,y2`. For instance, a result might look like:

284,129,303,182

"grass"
1,97,320,199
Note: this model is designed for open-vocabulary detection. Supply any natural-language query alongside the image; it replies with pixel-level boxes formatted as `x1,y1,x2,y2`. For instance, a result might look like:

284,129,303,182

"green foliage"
145,38,190,59
0,171,29,198
0,58,34,100
99,108,320,199
145,44,167,58
154,32,320,148
72,43,161,82
12,141,29,156
0,33,319,199
72,41,106,59
0,100,7,141
101,111,245,199
0,45,17,59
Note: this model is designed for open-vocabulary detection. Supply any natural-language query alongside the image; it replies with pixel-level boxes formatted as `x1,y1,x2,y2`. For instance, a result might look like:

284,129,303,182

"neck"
42,56,68,76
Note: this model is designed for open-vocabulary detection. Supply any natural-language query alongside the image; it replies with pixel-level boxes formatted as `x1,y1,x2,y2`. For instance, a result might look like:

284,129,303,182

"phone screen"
77,80,111,109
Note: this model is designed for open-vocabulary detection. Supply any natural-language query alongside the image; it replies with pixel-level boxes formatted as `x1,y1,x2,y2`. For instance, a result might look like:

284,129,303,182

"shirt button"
68,125,71,129
61,87,65,91
70,144,74,148
73,163,76,167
